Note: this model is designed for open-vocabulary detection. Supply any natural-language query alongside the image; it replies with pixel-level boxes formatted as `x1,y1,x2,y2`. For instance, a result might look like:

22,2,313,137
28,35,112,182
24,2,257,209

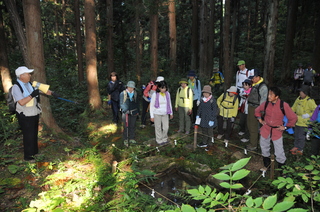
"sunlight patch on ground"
97,123,118,134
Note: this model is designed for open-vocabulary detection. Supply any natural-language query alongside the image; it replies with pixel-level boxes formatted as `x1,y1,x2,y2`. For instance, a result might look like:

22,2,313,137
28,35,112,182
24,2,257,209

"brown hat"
202,85,212,94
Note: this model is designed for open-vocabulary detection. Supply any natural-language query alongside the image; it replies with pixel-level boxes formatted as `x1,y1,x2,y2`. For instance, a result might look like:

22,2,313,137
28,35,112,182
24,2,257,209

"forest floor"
1,85,319,211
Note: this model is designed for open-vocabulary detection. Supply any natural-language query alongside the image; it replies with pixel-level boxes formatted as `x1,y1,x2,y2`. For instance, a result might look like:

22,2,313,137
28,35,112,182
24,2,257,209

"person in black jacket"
107,72,125,123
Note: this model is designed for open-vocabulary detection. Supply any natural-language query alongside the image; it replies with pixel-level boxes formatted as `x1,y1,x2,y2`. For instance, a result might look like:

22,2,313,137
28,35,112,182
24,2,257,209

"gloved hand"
107,100,112,105
286,127,294,135
52,92,60,99
197,100,200,106
208,121,214,126
30,89,40,98
147,97,151,101
302,114,310,119
231,117,235,122
306,131,311,140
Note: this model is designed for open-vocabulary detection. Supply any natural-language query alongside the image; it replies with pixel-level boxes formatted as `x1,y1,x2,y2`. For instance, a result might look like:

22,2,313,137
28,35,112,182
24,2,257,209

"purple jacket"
310,105,320,122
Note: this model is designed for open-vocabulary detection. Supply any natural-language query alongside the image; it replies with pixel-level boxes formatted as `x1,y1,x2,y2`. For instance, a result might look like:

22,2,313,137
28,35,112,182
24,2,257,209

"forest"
0,0,320,211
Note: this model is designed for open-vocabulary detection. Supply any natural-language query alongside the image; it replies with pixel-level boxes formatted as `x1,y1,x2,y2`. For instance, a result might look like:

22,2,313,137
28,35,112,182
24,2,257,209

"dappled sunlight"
24,151,110,211
97,123,118,134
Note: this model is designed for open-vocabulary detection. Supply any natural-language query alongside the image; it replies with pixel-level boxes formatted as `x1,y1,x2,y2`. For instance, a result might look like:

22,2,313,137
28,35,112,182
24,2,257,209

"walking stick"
126,112,129,147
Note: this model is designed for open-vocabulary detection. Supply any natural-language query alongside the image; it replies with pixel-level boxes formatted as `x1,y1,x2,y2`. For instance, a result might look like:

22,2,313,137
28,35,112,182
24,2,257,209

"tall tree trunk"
4,0,30,67
199,0,208,78
223,0,231,89
135,0,143,84
219,0,223,73
312,1,320,73
54,0,60,44
22,0,63,134
74,0,84,82
0,8,12,95
191,0,199,70
62,0,67,55
229,0,238,74
150,1,158,79
281,0,298,82
168,0,177,73
263,0,279,86
84,0,102,109
106,0,114,76
207,0,215,77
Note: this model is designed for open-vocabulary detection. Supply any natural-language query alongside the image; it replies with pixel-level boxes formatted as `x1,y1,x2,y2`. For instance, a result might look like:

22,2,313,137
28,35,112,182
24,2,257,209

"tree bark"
281,0,298,82
207,0,215,78
150,1,158,80
135,0,143,84
263,0,279,86
191,0,199,70
312,1,320,72
107,0,114,76
229,0,238,76
74,0,84,82
0,8,12,95
168,0,177,73
84,0,102,109
199,0,208,78
223,0,231,89
4,0,30,67
22,0,63,134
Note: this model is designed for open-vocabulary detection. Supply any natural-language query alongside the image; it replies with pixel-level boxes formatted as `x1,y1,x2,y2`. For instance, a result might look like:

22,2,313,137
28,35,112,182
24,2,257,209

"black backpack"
7,83,23,114
7,82,35,114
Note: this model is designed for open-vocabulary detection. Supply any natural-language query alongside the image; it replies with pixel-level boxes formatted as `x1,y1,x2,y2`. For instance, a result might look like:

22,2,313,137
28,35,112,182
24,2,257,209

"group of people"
107,61,320,172
292,63,319,93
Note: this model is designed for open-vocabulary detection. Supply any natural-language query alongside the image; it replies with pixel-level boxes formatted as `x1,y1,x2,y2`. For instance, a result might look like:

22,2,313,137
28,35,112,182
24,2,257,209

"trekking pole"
193,125,198,151
126,112,129,147
57,97,78,104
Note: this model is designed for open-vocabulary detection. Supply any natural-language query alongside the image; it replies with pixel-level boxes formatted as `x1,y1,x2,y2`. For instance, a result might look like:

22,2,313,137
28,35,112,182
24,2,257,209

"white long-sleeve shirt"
150,92,173,118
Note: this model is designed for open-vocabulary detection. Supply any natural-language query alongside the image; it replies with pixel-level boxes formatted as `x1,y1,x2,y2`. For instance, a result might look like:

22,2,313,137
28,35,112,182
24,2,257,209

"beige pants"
154,114,169,144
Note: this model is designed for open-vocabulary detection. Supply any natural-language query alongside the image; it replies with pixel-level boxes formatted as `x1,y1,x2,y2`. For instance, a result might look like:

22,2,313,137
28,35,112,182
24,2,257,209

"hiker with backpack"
235,60,254,95
140,76,164,128
238,79,252,143
246,69,268,151
149,81,173,146
255,87,297,172
120,81,140,147
187,70,202,124
196,85,218,148
107,72,125,124
11,66,58,161
216,86,239,145
290,86,317,155
292,63,304,93
175,78,193,134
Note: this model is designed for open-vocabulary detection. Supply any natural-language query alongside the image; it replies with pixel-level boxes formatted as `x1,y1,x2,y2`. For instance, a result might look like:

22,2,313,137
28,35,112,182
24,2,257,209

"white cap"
227,86,237,93
156,76,164,82
15,66,34,77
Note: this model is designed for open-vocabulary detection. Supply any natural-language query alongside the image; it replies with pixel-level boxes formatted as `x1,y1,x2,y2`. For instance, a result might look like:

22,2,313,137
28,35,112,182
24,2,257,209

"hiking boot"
289,147,298,153
197,142,208,148
241,138,249,143
140,124,146,129
246,145,257,151
292,150,303,155
185,131,190,135
217,134,224,139
124,140,129,147
177,129,183,133
238,131,245,136
129,139,137,144
260,167,268,172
